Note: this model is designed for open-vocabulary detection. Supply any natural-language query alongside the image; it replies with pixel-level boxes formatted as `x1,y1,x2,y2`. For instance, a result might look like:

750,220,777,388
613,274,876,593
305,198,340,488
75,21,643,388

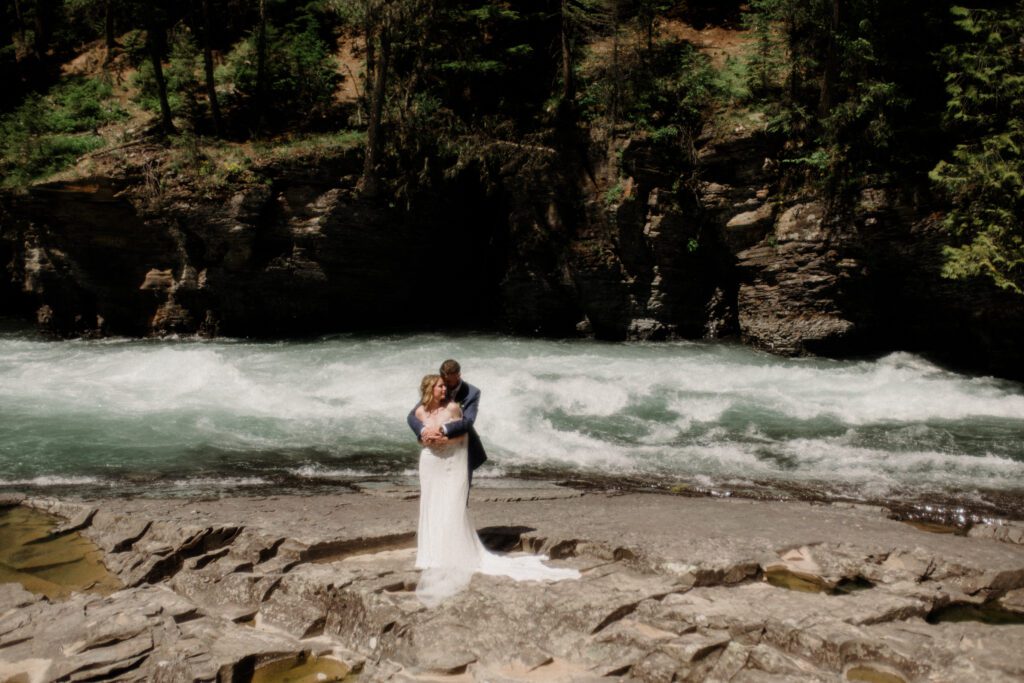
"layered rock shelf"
2,488,1024,681
3,125,1023,379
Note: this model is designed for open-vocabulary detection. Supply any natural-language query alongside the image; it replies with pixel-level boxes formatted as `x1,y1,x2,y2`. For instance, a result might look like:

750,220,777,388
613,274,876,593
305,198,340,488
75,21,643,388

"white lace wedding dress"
415,407,580,607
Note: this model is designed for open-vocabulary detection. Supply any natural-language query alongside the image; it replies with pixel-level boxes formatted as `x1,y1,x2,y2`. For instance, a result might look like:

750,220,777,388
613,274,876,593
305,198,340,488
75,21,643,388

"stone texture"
733,201,860,356
0,151,485,338
2,126,1022,377
969,519,1024,546
2,491,1023,681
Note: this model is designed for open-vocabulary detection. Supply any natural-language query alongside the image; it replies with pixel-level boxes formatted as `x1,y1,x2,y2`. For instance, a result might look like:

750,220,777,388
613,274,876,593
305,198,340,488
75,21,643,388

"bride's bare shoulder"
414,405,428,420
446,402,463,418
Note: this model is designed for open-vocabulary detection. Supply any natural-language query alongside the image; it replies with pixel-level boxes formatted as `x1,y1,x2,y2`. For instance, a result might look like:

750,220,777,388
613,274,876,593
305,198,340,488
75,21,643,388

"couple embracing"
407,359,487,484
406,359,579,607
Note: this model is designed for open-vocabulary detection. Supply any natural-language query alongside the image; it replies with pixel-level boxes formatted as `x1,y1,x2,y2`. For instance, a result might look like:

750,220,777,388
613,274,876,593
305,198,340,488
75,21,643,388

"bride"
413,374,579,606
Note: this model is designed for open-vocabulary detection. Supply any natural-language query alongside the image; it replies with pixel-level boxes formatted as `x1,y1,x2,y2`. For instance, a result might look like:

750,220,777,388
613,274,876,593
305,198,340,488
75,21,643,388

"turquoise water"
1,327,1023,512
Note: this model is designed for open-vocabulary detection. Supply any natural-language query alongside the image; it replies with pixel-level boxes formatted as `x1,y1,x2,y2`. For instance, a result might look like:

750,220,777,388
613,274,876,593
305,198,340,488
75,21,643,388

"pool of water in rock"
926,602,1024,626
0,505,121,599
764,567,874,595
250,654,355,683
845,665,907,683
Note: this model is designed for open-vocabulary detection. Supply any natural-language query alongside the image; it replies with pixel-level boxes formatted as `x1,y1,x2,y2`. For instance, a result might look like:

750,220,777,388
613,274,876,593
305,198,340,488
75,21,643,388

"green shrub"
0,77,125,188
743,0,787,98
603,179,626,206
165,29,206,125
579,38,719,142
649,125,680,144
130,28,211,129
218,18,340,130
132,59,177,118
47,78,123,132
120,29,149,66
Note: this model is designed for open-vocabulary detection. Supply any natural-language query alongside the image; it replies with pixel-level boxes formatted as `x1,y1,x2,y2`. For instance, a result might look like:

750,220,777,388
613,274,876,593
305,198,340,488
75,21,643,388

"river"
2,327,1023,518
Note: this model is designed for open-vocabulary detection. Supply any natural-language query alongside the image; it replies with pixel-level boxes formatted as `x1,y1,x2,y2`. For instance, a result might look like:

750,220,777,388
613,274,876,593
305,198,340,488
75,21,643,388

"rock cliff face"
1,149,499,338
1,130,1022,378
725,180,1024,377
545,125,1024,377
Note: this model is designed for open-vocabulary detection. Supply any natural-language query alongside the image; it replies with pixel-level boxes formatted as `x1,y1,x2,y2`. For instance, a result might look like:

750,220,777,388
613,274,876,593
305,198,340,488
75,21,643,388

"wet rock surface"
0,505,121,600
2,490,1024,681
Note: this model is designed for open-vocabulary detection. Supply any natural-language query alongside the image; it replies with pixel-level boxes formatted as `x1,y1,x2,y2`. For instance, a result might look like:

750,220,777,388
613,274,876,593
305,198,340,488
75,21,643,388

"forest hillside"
0,0,1022,378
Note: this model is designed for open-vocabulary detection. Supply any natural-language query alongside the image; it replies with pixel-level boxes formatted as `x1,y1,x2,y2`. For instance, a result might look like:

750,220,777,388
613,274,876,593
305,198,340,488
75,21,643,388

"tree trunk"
105,0,116,48
786,15,800,109
33,0,52,59
565,1,573,103
560,1,574,104
145,8,175,135
639,0,654,52
13,0,27,55
254,0,267,135
200,0,223,135
818,0,839,116
399,2,432,120
361,24,389,198
610,2,620,127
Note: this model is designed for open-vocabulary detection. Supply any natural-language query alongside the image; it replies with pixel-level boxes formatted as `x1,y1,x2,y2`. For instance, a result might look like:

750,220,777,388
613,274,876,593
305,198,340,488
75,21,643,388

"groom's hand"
421,426,444,444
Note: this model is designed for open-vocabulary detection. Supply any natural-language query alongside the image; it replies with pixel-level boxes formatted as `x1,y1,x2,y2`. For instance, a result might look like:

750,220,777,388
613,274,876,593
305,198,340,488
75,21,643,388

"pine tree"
930,3,1024,294
143,1,175,135
198,0,223,135
558,0,611,121
332,0,427,198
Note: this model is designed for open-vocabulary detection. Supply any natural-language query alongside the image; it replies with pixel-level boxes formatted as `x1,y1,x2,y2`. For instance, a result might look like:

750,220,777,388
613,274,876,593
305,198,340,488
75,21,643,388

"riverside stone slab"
2,490,1023,682
0,584,360,683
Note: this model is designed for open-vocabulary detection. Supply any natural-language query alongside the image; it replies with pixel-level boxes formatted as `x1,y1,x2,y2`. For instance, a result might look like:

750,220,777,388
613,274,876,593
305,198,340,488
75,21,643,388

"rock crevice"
2,492,1024,682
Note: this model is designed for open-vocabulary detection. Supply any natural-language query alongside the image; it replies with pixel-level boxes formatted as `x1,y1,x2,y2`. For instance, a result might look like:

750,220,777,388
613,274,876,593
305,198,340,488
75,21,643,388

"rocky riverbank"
2,488,1024,682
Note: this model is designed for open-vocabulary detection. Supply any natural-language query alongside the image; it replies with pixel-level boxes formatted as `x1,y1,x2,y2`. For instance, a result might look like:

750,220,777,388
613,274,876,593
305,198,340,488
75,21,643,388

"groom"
407,359,488,483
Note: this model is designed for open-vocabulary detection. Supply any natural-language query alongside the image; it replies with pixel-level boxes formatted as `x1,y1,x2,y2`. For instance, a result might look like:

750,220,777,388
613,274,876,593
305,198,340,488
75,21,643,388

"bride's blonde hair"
420,374,442,407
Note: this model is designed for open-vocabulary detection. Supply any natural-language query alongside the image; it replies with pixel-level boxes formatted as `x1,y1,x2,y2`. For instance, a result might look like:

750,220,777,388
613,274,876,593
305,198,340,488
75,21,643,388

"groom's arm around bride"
407,359,488,475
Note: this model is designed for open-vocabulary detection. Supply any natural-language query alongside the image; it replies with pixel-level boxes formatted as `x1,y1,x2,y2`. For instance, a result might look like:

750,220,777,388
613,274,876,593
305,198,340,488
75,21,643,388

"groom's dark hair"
440,359,461,376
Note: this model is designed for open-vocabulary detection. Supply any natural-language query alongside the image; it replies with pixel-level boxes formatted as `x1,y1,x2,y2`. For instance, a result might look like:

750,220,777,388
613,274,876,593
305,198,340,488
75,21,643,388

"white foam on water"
168,476,270,488
1,334,1022,497
487,418,639,471
754,434,1024,494
0,475,105,486
666,396,733,424
288,465,374,479
638,423,684,445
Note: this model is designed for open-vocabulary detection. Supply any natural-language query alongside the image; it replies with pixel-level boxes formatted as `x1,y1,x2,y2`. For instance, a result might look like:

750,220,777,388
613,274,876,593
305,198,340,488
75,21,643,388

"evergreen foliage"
745,0,948,192
580,36,718,142
0,0,1020,299
743,0,785,98
133,29,204,124
0,76,125,187
930,3,1024,294
219,16,340,131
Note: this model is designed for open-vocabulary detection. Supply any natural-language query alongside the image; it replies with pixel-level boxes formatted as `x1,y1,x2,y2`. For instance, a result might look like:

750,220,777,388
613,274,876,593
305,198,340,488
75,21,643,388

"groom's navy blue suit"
407,381,487,479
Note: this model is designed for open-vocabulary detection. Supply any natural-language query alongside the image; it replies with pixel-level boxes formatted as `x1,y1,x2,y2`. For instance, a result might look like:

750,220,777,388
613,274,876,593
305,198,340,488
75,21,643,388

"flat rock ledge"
2,489,1024,682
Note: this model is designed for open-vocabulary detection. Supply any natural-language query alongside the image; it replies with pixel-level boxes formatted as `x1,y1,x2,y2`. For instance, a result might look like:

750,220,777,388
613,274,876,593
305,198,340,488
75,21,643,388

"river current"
1,328,1023,517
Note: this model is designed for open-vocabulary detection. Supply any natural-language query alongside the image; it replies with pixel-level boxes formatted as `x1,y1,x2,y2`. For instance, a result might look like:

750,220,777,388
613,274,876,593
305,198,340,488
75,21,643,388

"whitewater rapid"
1,331,1022,507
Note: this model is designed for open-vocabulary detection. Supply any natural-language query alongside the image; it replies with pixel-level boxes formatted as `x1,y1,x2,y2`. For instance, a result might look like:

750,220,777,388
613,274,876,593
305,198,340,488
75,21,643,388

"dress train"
416,438,579,607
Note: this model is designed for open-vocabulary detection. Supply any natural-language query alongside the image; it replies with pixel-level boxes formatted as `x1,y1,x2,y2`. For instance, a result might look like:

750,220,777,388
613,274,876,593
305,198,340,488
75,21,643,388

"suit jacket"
407,381,488,473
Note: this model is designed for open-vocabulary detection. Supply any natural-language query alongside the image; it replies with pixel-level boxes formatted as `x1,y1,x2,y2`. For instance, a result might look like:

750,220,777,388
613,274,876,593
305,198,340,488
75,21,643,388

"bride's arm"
415,405,447,445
